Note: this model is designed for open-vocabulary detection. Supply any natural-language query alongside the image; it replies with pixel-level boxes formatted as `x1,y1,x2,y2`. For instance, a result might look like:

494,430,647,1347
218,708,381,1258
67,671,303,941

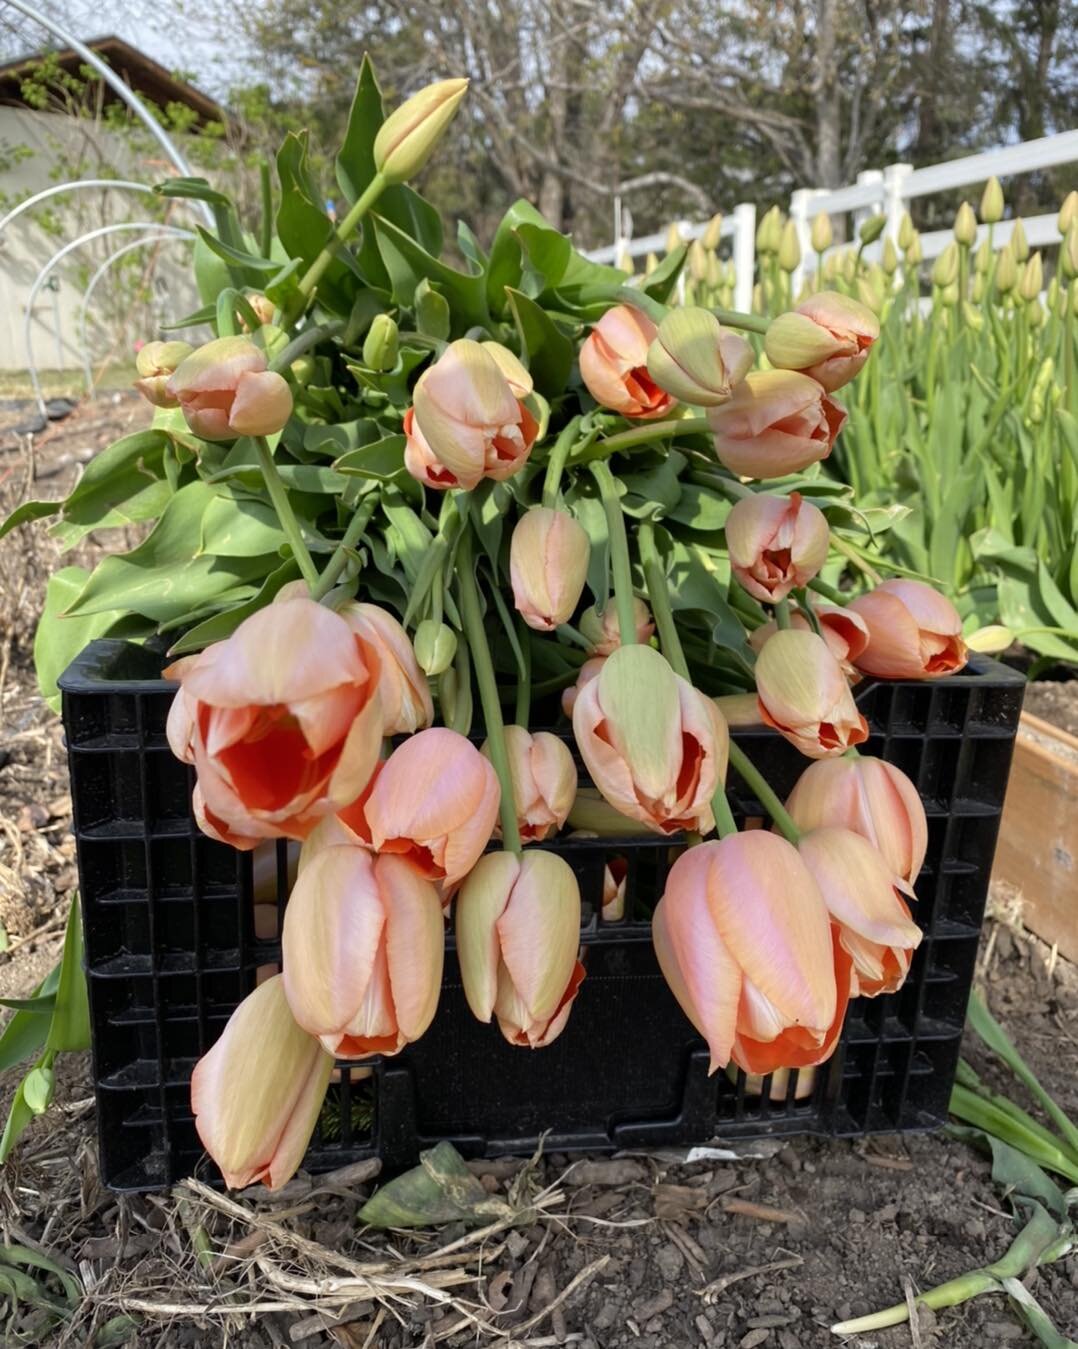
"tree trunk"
914,0,951,163
814,0,841,187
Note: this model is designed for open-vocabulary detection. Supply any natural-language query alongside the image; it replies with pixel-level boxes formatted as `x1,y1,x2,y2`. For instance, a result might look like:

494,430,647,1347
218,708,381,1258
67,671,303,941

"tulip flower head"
652,833,845,1074
340,601,433,734
510,507,590,632
484,725,577,843
645,308,753,407
572,644,729,834
164,596,383,846
456,850,585,1048
134,339,192,408
373,77,469,184
707,370,846,479
848,579,967,680
754,628,868,759
405,339,539,490
784,754,928,886
725,491,830,603
282,845,444,1057
749,601,869,679
561,655,606,718
166,336,293,441
191,975,333,1189
579,305,677,419
763,293,880,393
579,598,655,655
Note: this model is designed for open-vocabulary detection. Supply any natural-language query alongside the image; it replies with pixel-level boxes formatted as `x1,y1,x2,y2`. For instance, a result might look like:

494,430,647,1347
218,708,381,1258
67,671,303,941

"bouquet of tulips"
7,61,974,1192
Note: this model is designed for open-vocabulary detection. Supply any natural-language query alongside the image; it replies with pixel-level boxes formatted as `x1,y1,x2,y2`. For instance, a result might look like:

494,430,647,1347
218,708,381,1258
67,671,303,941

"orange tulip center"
624,365,670,414
214,707,334,813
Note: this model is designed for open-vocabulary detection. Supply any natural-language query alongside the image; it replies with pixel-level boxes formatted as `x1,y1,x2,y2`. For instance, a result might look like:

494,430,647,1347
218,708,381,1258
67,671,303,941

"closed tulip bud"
373,77,468,184
931,242,958,289
573,644,729,835
1028,297,1047,328
688,239,708,281
164,596,383,847
166,336,292,441
953,201,977,246
665,222,683,254
797,828,922,998
645,251,660,275
484,725,576,843
702,212,724,251
897,212,915,251
841,250,858,284
364,727,499,885
848,579,966,679
405,339,538,490
941,282,959,308
283,847,443,1057
881,237,899,276
580,305,677,420
561,655,606,718
652,833,843,1075
778,219,802,273
616,243,634,275
858,214,886,246
749,601,869,680
754,628,868,759
858,268,886,315
974,239,992,275
1019,250,1043,301
340,601,433,734
995,243,1018,293
764,292,879,393
646,308,754,408
1011,216,1030,261
785,755,928,886
707,370,847,479
980,176,1004,225
191,975,333,1190
963,299,985,329
725,492,829,603
457,850,585,1048
1060,224,1078,280
706,251,722,288
414,619,457,676
134,339,193,407
1060,190,1078,235
811,211,833,253
579,598,654,655
1048,274,1060,312
822,254,838,283
906,232,923,265
510,507,590,632
362,314,399,371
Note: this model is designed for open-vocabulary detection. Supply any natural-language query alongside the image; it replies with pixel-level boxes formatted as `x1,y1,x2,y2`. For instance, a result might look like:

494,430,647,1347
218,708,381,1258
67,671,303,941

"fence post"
883,163,913,241
789,187,820,296
853,170,885,254
732,202,756,314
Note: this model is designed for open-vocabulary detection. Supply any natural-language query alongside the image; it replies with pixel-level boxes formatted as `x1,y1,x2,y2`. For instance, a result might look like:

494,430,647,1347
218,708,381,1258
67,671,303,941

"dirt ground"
0,394,1076,1348
1023,680,1078,739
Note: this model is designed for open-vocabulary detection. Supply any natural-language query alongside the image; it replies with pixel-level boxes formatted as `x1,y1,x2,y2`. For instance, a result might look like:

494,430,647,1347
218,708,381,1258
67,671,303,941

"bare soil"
1023,680,1078,739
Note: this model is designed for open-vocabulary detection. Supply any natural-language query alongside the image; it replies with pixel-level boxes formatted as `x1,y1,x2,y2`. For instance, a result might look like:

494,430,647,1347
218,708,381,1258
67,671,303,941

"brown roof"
0,34,225,124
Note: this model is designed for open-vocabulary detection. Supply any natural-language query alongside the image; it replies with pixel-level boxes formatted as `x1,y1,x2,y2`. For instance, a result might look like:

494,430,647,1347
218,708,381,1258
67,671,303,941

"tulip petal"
592,646,683,803
797,828,924,950
228,370,294,437
496,851,581,1024
456,851,519,1022
378,854,445,1040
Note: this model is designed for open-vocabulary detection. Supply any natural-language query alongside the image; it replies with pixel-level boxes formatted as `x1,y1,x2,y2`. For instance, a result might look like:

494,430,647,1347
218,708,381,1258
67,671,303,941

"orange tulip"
561,656,605,718
164,595,383,846
579,305,677,419
572,644,729,835
404,339,539,490
190,975,333,1190
784,755,928,885
363,727,500,885
764,292,880,392
706,370,846,478
749,601,869,679
652,832,846,1075
166,336,293,441
484,725,577,843
578,598,655,655
725,491,830,602
847,580,967,679
646,307,753,406
456,850,585,1047
797,827,922,997
340,602,433,734
510,507,590,632
134,340,192,408
754,628,868,758
282,845,444,1057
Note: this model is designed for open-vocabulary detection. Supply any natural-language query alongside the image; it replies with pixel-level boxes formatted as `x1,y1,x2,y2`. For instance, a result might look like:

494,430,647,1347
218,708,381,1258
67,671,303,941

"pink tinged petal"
420,339,519,427
456,852,519,1022
797,828,924,950
192,783,262,850
377,854,445,1041
579,332,640,412
165,682,198,763
167,336,266,396
496,851,581,1024
344,603,433,734
591,646,683,804
572,677,664,831
595,305,657,364
876,579,962,635
529,730,578,830
321,689,384,815
411,394,488,488
263,1043,335,1188
846,589,927,678
228,370,293,437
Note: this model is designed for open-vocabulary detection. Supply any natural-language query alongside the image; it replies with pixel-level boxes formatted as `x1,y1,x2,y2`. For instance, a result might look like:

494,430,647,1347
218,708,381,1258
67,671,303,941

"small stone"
777,1147,801,1171
593,1301,620,1331
739,1331,770,1349
48,793,72,818
696,1313,714,1340
635,1289,674,1322
964,1217,986,1240
17,803,49,832
506,1230,529,1260
849,1208,866,1225
983,1323,1025,1341
654,1243,684,1282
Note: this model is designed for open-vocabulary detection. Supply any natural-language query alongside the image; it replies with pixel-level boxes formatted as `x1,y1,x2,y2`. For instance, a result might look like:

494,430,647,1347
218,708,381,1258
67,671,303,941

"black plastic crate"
59,640,1024,1193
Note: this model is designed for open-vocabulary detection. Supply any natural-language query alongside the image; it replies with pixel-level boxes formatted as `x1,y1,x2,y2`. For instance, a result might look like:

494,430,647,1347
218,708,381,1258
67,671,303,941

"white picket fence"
589,129,1078,310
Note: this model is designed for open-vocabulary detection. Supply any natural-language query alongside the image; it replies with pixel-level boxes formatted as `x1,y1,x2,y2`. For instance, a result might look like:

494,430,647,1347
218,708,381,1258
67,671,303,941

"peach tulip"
797,827,922,997
561,656,606,718
510,507,590,632
579,305,677,419
749,601,869,679
484,725,577,843
754,628,868,758
784,755,928,885
725,492,830,602
572,644,729,835
652,832,846,1074
456,850,585,1047
340,602,433,734
166,336,293,441
363,727,500,885
190,975,333,1190
282,845,444,1057
764,292,880,392
706,370,846,478
404,339,539,490
578,598,655,655
645,307,753,406
133,340,192,408
164,596,383,846
847,579,967,679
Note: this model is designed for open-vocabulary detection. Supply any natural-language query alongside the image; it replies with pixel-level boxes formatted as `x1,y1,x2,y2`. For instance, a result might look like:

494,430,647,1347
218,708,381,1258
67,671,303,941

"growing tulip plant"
7,60,976,1191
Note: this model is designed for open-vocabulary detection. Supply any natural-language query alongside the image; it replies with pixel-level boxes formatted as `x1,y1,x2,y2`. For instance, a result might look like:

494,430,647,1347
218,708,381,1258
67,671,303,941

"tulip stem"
515,615,532,725
774,599,792,630
727,742,800,844
269,321,345,375
710,306,770,336
294,171,388,310
457,529,523,854
542,416,583,509
830,532,882,585
590,460,638,647
808,577,847,605
576,416,710,462
793,588,824,636
253,437,320,590
311,492,378,601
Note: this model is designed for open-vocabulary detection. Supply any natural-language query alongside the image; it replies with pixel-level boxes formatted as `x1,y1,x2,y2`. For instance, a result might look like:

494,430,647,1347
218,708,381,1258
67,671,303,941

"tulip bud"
931,242,958,289
616,243,635,275
841,251,858,283
166,336,293,442
665,222,683,254
688,239,708,281
1060,224,1078,281
647,308,754,407
966,624,1014,654
906,232,923,265
579,598,654,655
707,370,847,479
702,212,724,251
897,212,915,251
1060,190,1078,236
778,219,801,273
754,628,868,759
995,243,1018,293
963,300,985,330
941,282,959,308
134,339,194,408
245,293,276,327
1047,274,1060,313
758,205,783,254
414,619,457,676
811,211,833,253
1019,250,1043,302
764,291,879,392
706,250,722,288
580,305,676,420
362,313,399,371
483,725,576,843
725,492,829,603
881,237,899,276
848,578,967,679
858,214,886,246
509,507,590,632
953,201,977,246
749,600,869,680
340,601,433,734
457,850,585,1048
645,251,660,275
1011,216,1030,261
979,176,1004,225
373,77,469,185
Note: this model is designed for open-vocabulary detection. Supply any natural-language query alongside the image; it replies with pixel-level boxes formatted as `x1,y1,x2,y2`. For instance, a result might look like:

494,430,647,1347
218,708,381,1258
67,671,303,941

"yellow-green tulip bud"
291,355,317,385
1028,298,1046,328
962,301,984,330
897,212,915,251
724,259,737,285
1011,217,1029,261
857,275,885,315
810,211,832,253
759,205,784,254
1059,190,1078,235
972,273,985,303
414,619,458,677
133,339,194,408
974,239,991,275
702,212,723,251
842,250,858,283
616,244,634,275
1047,276,1060,311
1019,250,1043,301
665,222,683,254
932,242,959,288
980,177,1004,225
1060,224,1078,280
858,214,886,246
752,282,765,312
645,251,659,276
1029,357,1054,424
647,308,754,407
688,238,708,281
941,282,959,308
706,250,722,287
995,243,1017,293
362,314,399,371
953,201,977,246
966,624,1014,654
822,253,838,283
881,237,899,276
778,219,801,273
373,78,469,185
906,232,923,265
